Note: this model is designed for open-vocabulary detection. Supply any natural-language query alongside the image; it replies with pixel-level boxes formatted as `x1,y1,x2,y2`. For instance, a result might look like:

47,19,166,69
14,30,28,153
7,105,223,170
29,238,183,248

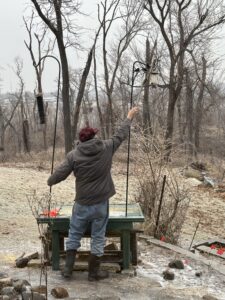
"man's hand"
127,106,139,120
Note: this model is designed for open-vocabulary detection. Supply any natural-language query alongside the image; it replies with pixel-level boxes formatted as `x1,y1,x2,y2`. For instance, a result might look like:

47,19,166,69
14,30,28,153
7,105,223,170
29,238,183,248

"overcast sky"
0,1,225,94
0,0,99,94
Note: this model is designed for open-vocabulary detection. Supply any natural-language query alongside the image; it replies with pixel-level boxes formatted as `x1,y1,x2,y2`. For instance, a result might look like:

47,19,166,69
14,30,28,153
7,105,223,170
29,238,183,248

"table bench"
37,203,145,270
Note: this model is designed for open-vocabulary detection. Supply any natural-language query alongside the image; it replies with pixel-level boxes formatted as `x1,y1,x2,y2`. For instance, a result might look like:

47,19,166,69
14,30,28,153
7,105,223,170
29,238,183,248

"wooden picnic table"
37,203,145,270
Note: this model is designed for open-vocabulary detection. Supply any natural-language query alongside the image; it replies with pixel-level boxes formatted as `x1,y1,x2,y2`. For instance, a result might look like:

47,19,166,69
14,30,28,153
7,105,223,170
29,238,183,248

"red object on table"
41,208,59,217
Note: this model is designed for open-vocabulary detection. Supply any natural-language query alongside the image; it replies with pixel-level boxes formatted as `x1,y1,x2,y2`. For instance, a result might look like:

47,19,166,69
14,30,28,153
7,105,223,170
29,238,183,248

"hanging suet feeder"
150,58,160,85
36,93,45,124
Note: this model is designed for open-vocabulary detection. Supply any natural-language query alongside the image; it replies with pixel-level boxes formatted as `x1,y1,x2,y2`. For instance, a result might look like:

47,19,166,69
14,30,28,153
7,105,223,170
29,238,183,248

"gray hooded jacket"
47,118,132,205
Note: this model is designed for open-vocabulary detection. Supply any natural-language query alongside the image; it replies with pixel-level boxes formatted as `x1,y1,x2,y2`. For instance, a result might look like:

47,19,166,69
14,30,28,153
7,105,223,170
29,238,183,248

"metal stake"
189,218,201,251
154,175,166,236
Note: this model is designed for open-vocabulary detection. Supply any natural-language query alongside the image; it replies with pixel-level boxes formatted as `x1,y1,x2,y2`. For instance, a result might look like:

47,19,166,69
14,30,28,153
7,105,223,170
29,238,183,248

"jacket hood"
76,138,104,156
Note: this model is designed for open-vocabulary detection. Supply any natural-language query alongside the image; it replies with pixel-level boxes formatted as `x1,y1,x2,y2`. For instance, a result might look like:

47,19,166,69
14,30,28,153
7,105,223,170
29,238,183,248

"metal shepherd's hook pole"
34,55,61,194
125,61,149,216
34,55,61,300
125,60,153,216
125,62,136,216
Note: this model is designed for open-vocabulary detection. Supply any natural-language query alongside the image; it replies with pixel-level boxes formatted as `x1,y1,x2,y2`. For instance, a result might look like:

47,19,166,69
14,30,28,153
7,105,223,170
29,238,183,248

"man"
47,106,139,281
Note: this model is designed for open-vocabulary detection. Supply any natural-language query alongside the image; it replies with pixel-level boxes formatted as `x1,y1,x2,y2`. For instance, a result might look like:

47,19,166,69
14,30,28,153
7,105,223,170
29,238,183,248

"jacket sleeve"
47,151,74,186
105,118,132,154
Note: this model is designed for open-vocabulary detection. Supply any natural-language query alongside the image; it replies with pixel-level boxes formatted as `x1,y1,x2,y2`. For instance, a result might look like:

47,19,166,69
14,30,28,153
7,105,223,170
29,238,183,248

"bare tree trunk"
72,47,94,140
143,38,153,136
185,68,194,155
20,100,31,153
8,122,22,153
23,119,31,153
177,96,184,144
57,37,72,153
0,106,5,153
164,79,177,159
93,49,105,139
194,56,207,152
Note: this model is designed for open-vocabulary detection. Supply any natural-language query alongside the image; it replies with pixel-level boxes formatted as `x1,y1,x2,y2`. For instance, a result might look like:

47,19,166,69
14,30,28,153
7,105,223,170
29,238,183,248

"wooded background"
1,0,225,161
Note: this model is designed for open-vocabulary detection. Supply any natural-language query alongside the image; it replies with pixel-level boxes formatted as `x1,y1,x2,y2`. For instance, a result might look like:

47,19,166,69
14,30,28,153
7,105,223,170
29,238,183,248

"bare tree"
30,0,82,153
144,0,225,160
71,24,102,141
93,48,106,139
12,58,31,153
24,12,52,150
99,0,145,135
0,96,22,156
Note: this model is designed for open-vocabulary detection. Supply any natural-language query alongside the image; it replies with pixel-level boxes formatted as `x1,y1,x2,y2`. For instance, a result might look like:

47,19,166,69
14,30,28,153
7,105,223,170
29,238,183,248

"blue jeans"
66,200,109,256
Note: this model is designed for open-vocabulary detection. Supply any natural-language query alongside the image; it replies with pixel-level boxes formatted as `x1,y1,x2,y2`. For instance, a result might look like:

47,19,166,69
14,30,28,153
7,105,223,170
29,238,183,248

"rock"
203,176,215,188
195,271,203,277
12,279,30,294
15,257,29,268
202,295,218,300
183,168,203,181
51,287,69,298
15,252,39,268
0,273,8,280
22,291,46,300
168,259,184,269
162,269,175,280
31,285,47,295
1,286,17,298
185,178,202,187
0,278,13,289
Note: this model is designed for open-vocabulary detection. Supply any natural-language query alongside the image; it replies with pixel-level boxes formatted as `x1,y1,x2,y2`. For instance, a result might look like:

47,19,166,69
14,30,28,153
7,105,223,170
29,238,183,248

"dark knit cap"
79,127,98,142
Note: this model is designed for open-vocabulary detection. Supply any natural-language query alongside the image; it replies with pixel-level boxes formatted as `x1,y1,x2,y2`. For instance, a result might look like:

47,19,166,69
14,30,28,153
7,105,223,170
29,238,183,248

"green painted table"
37,203,144,270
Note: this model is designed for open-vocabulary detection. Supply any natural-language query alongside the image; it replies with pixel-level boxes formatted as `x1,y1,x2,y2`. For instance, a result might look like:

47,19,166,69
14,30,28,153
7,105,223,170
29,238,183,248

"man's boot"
62,249,76,279
88,254,109,281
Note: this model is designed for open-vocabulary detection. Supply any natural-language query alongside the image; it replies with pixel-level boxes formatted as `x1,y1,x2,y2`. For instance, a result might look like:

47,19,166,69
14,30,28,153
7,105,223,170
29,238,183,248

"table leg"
122,230,130,269
52,230,60,270
130,231,137,265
